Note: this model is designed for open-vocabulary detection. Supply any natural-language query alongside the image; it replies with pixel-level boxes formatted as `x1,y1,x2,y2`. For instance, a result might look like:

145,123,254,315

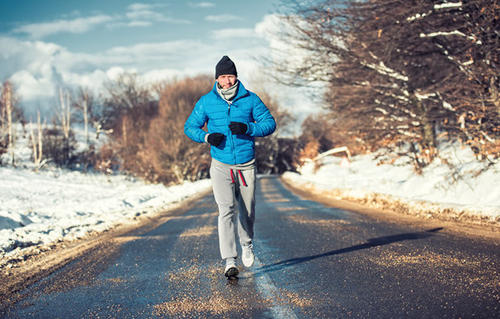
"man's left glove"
229,122,247,135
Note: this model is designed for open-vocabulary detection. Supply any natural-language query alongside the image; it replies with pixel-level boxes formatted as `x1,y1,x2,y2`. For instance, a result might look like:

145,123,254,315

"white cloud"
126,9,165,21
125,2,190,25
212,28,258,40
104,40,207,63
0,36,216,116
127,20,153,27
189,2,215,8
205,14,242,22
13,4,191,39
13,15,113,38
127,3,154,11
10,70,55,100
254,14,317,75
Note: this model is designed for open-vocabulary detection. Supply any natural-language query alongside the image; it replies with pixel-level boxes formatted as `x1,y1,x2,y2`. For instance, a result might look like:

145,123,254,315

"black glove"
207,133,224,146
229,122,247,135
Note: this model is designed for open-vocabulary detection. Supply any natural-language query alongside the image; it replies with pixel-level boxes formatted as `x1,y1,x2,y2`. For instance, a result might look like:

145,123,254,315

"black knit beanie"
215,55,237,79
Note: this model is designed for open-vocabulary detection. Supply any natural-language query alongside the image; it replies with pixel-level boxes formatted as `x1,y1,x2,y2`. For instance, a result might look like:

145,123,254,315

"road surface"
1,176,499,318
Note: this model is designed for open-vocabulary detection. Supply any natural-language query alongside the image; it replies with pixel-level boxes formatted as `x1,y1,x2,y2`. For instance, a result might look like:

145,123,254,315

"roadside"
280,176,500,241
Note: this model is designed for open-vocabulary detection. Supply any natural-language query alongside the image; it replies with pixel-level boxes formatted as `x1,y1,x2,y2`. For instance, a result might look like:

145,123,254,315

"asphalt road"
1,176,499,318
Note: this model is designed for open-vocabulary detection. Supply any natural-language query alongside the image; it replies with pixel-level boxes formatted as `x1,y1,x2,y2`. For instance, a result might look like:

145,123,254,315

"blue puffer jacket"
184,81,276,165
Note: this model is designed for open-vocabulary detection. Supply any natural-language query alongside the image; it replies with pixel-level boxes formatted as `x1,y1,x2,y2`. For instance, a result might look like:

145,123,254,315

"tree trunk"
5,82,14,166
83,98,89,145
30,111,43,171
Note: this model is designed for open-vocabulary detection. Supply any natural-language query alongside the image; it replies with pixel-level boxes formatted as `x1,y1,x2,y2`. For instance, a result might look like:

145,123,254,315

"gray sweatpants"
210,159,256,260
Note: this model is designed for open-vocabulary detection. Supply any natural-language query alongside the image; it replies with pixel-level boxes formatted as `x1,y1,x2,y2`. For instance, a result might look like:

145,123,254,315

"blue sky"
1,1,278,52
0,0,320,124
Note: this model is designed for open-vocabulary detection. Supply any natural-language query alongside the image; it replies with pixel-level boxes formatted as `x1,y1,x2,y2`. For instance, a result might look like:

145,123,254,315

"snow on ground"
0,167,211,257
0,124,211,259
283,143,500,223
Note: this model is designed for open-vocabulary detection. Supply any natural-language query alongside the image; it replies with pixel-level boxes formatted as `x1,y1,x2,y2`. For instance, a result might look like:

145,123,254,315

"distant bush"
251,88,298,174
41,127,77,166
0,135,7,165
140,75,214,184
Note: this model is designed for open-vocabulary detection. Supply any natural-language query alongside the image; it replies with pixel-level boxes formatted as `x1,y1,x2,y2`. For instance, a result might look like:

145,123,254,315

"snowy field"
0,124,210,261
283,143,500,223
0,167,211,257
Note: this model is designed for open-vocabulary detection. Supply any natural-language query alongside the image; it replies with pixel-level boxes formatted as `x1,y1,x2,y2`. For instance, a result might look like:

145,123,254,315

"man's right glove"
207,133,224,147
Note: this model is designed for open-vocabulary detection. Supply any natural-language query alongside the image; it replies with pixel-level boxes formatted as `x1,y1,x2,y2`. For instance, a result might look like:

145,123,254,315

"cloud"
13,15,113,39
254,14,313,71
212,28,258,40
205,14,242,22
0,36,216,116
104,40,208,64
127,20,153,27
13,3,190,39
253,14,327,123
125,3,191,25
127,3,155,11
189,2,215,8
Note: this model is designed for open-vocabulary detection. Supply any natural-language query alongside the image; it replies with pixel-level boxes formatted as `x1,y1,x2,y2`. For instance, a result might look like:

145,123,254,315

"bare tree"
1,81,15,165
143,75,213,183
73,87,98,145
58,88,71,141
29,111,44,170
246,85,295,173
273,0,499,169
101,72,158,173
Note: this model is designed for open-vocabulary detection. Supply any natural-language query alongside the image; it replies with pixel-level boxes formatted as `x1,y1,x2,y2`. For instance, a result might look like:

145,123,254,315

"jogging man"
184,55,276,277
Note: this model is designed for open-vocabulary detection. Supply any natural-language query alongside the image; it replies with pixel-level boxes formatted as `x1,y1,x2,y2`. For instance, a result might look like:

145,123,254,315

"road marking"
251,251,299,319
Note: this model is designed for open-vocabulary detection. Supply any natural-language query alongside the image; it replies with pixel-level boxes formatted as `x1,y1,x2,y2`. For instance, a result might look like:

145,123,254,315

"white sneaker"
224,258,239,277
242,244,254,268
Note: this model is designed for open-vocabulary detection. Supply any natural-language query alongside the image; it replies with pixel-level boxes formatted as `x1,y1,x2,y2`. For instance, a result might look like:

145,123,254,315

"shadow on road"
255,227,443,275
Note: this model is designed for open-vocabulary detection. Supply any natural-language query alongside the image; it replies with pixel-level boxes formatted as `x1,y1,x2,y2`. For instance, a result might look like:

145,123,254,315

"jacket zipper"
227,101,237,163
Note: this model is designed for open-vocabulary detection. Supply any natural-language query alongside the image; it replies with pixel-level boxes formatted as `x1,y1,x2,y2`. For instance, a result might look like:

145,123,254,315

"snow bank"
283,143,499,223
0,167,211,256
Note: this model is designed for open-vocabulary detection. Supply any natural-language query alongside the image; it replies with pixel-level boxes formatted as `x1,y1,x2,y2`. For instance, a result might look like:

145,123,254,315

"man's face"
217,74,237,89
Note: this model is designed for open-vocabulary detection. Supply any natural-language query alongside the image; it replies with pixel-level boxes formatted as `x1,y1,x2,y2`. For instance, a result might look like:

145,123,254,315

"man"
184,55,276,278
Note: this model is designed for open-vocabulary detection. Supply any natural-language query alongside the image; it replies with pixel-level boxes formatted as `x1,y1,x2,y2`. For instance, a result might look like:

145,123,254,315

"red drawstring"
229,169,247,187
238,170,247,187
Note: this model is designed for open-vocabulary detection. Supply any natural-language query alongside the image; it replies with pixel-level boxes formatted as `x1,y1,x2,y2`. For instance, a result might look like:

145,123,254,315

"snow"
420,30,478,43
0,124,211,259
407,12,430,22
283,143,500,222
0,167,211,256
434,2,462,10
362,60,409,82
